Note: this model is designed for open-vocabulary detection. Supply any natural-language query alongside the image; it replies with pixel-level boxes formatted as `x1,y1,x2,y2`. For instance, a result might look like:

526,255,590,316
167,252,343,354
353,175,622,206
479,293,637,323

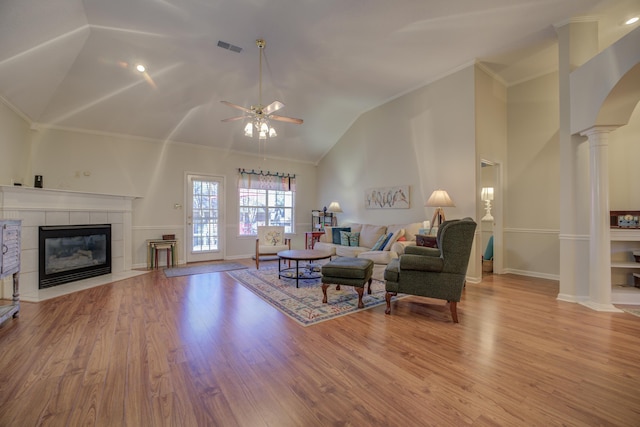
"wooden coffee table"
277,249,332,288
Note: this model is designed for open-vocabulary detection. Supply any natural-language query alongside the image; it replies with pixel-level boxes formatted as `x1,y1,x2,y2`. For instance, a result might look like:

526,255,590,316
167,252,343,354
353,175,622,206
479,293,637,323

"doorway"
480,160,501,275
186,174,225,263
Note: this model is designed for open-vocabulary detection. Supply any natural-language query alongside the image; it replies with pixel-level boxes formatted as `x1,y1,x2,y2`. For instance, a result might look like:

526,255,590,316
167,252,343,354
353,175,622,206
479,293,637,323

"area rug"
164,262,247,277
621,307,640,318
227,266,400,326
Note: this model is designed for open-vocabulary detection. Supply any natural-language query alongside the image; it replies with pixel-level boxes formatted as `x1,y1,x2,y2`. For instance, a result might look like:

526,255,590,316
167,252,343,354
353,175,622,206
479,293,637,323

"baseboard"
502,268,559,281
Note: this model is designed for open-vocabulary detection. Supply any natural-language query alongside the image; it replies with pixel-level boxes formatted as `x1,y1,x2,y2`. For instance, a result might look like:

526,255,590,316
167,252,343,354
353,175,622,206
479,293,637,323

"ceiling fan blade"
221,100,252,114
221,116,246,122
262,101,284,115
270,114,303,124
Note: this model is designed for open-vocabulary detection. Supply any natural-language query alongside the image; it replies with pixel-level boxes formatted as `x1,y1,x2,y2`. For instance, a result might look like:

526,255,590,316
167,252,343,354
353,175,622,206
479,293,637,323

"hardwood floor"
1,262,639,426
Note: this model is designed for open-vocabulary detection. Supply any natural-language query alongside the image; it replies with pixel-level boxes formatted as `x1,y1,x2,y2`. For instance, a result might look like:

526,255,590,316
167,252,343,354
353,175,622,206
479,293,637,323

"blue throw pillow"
340,231,360,247
379,232,394,250
371,234,387,251
332,227,351,244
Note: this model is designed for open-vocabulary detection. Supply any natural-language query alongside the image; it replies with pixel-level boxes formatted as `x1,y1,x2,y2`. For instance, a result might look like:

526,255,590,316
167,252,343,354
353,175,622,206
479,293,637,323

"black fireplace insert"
39,224,112,288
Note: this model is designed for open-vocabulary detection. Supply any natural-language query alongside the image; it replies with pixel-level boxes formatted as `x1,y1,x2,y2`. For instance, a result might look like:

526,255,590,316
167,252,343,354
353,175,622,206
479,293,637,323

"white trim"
502,268,559,281
558,233,589,241
557,293,589,303
504,227,559,234
133,225,183,230
579,301,623,312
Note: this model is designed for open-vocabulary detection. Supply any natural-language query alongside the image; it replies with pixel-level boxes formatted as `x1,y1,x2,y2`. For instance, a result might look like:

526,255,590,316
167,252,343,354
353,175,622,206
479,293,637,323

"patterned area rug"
227,266,399,326
164,262,247,277
621,307,640,318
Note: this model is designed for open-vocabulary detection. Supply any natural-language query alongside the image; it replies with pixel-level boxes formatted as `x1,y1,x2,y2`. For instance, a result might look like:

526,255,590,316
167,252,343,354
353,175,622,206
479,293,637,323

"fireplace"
39,224,112,289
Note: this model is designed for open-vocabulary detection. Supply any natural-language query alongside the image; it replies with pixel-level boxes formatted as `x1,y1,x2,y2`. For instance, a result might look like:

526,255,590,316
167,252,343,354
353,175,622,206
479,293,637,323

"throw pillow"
379,232,394,251
397,236,407,241
383,229,404,251
358,224,387,249
370,234,388,251
332,227,351,244
340,231,360,247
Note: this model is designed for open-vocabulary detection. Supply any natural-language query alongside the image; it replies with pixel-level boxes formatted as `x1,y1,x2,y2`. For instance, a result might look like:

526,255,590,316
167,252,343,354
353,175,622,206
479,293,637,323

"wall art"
365,185,410,209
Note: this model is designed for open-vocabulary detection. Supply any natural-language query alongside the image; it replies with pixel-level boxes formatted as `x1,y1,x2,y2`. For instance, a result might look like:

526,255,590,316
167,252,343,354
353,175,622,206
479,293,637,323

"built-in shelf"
610,228,640,305
611,262,640,269
612,285,640,305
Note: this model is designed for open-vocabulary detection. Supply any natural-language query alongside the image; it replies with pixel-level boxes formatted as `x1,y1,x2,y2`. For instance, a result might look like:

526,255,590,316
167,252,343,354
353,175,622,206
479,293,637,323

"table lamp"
327,201,343,226
425,190,455,233
481,187,494,221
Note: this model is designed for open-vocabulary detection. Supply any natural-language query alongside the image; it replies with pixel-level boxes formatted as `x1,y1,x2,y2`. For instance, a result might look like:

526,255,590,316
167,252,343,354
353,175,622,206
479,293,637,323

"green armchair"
384,217,477,322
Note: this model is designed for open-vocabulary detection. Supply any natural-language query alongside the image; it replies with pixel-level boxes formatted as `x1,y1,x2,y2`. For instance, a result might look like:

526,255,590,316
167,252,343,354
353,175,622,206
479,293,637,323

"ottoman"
321,257,374,309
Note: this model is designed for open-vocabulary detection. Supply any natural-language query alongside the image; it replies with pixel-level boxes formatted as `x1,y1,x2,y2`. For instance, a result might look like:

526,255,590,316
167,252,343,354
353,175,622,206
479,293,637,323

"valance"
238,168,296,191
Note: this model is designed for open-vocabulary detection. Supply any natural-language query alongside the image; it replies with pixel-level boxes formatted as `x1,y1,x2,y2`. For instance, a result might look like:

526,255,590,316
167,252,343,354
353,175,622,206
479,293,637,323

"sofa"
313,222,423,265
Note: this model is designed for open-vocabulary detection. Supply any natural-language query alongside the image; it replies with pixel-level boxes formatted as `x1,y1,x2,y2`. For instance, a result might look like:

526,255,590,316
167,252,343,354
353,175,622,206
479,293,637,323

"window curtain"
238,169,296,191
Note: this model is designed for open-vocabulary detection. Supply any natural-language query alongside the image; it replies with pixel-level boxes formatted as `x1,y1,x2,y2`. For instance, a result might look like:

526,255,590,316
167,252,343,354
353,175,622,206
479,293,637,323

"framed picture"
365,185,410,209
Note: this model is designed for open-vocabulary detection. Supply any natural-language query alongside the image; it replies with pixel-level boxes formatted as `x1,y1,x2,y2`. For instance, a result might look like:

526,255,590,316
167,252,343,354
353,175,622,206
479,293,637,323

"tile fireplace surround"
0,185,145,302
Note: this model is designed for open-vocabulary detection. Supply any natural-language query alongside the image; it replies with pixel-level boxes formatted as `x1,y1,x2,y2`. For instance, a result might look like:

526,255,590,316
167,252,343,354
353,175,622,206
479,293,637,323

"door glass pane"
192,179,218,252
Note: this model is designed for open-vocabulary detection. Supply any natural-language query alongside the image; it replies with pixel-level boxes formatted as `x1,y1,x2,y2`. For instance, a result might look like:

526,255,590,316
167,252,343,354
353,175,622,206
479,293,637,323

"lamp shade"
327,201,343,213
425,190,455,208
481,187,494,201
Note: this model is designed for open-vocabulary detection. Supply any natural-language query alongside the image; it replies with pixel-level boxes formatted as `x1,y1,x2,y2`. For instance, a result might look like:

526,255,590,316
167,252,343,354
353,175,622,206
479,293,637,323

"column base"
579,300,623,312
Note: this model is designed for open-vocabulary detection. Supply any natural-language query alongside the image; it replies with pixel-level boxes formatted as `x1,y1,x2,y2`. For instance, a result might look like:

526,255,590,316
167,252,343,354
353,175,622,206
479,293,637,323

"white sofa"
313,222,422,265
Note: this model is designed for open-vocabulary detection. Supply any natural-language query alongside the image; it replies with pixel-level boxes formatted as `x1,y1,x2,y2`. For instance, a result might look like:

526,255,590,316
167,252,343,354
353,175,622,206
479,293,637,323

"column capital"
580,125,620,138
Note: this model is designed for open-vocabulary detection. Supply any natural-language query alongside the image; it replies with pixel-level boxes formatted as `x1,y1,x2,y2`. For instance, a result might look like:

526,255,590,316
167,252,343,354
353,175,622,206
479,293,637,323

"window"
238,170,295,236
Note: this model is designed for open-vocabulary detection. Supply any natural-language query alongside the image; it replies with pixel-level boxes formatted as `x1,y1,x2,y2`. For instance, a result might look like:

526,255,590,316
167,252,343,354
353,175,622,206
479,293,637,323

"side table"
416,234,438,248
305,231,325,249
147,239,178,268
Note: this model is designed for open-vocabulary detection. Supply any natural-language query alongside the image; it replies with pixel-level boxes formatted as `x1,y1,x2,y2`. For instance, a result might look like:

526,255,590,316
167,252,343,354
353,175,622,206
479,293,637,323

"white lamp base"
482,200,493,222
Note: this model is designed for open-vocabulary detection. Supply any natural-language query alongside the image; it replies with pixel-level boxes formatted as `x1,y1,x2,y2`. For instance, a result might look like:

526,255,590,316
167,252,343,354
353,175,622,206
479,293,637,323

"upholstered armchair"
383,217,477,322
255,226,291,269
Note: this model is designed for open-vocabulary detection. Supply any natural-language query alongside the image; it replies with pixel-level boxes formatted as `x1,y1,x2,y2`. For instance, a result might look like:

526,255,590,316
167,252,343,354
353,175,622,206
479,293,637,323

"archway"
568,27,640,310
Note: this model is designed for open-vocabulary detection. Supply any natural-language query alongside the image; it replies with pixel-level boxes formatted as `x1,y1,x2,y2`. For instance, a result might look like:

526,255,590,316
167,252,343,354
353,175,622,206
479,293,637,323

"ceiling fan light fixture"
221,38,303,140
244,122,253,137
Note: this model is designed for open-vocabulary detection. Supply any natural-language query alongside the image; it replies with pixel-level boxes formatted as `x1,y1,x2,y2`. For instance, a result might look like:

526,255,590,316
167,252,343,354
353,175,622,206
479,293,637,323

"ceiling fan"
221,39,303,139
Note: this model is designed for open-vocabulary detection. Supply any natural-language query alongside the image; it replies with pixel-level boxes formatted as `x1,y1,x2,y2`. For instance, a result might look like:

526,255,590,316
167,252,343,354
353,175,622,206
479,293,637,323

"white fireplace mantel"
0,185,141,211
0,186,144,302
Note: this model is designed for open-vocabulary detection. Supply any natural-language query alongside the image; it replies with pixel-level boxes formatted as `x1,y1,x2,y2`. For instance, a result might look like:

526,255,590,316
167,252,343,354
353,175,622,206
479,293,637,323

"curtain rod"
238,168,296,179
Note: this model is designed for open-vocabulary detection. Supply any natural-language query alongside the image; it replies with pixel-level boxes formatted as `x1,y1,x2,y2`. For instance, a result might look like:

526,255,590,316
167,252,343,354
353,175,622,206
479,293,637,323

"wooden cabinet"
0,220,21,325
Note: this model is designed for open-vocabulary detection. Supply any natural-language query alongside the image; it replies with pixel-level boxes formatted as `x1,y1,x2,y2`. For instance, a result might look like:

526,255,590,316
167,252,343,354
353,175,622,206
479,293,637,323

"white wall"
0,106,318,267
610,105,640,209
318,66,480,280
0,100,30,185
506,72,561,279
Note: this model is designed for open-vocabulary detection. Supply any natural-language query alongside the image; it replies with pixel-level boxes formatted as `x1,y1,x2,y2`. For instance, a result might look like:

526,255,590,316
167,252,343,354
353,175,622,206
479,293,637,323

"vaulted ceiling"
0,0,638,164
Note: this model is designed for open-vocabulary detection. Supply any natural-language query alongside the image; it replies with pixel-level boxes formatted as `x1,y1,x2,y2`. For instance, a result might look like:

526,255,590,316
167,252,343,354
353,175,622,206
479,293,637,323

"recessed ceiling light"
136,64,146,73
625,16,639,25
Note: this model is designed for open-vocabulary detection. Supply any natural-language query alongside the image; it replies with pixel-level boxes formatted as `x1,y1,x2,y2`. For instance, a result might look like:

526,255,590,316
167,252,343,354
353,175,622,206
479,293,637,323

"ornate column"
580,126,620,311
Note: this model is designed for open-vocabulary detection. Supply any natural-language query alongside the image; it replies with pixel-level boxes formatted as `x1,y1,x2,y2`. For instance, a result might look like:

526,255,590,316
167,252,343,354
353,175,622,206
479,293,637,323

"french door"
186,174,224,263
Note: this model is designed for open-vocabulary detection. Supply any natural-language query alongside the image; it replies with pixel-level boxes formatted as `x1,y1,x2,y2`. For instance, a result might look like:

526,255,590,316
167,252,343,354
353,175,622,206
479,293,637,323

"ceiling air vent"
217,40,242,53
